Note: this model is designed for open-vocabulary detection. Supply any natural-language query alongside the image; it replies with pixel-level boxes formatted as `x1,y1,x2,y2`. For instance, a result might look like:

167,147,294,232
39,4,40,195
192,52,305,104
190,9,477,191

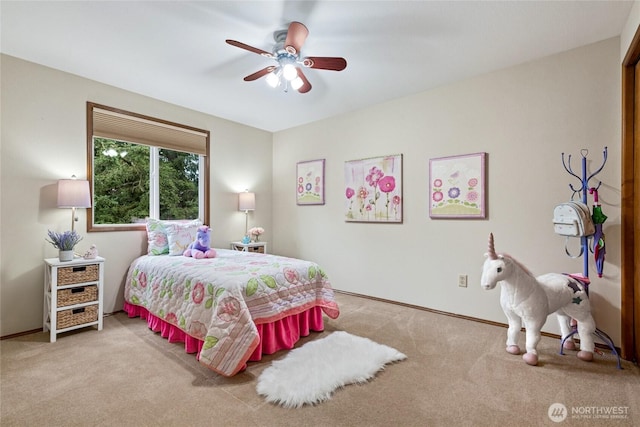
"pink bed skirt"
123,302,325,369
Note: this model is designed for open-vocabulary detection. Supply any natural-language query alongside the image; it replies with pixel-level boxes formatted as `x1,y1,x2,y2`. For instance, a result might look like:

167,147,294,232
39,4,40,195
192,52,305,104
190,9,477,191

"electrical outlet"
458,274,468,287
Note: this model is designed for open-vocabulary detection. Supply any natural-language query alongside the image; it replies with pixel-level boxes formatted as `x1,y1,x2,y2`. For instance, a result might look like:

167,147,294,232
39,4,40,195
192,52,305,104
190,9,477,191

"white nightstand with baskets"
230,241,267,254
43,256,105,342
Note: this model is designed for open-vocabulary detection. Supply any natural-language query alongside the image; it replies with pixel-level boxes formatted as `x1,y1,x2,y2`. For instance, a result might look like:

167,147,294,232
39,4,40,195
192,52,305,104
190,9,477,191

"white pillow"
145,219,201,255
165,221,202,256
145,219,169,255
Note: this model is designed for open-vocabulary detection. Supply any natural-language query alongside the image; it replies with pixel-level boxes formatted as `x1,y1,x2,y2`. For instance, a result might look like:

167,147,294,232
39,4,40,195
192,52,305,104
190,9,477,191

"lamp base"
71,206,77,232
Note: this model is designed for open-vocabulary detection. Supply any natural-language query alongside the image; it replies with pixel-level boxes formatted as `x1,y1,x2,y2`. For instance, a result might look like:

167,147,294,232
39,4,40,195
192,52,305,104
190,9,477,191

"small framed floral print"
344,154,402,223
429,152,486,219
296,159,325,205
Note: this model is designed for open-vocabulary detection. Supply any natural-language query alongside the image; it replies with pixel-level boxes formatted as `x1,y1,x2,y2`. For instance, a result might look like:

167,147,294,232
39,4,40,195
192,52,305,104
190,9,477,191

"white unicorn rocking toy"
480,233,595,366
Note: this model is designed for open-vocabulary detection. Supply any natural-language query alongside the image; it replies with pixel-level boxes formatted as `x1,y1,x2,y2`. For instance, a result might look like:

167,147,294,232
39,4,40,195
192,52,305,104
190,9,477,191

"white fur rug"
256,331,407,408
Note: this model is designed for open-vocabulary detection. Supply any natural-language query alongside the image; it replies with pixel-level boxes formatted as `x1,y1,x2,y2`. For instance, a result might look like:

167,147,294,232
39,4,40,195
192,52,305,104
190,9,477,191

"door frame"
621,26,640,363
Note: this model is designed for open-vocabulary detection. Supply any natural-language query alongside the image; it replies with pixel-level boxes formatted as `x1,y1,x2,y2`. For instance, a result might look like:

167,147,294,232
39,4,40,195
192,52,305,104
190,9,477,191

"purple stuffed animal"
183,226,216,259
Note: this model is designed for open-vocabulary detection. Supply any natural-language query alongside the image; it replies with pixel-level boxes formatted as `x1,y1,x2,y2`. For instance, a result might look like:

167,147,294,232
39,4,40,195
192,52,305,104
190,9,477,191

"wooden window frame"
86,102,210,232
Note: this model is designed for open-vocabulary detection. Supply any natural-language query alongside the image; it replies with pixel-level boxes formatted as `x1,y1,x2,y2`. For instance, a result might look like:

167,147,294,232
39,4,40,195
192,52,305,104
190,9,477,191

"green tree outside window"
93,138,199,224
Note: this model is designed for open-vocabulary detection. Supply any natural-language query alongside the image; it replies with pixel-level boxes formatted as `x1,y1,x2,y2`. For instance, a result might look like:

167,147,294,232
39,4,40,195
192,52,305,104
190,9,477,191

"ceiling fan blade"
302,56,347,71
295,68,312,93
284,21,309,55
226,39,274,58
244,66,276,82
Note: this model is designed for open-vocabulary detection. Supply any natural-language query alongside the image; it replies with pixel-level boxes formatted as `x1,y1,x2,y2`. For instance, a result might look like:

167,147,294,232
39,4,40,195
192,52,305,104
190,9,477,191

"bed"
123,249,340,376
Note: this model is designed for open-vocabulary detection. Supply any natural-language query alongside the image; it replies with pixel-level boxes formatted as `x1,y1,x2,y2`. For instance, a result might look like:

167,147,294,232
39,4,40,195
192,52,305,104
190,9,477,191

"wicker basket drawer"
56,285,98,307
57,305,98,330
57,264,99,285
247,246,264,253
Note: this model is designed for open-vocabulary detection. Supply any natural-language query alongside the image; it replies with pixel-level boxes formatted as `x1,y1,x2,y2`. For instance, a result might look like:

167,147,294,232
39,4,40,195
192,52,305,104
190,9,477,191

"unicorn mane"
499,253,536,279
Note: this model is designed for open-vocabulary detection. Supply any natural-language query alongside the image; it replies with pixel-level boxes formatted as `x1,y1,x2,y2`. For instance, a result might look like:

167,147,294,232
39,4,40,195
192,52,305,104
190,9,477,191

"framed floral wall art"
344,154,402,223
429,152,486,219
296,159,325,205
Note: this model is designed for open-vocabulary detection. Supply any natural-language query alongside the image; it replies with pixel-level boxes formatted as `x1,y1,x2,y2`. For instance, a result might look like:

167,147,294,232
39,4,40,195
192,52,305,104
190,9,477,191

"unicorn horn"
487,233,497,260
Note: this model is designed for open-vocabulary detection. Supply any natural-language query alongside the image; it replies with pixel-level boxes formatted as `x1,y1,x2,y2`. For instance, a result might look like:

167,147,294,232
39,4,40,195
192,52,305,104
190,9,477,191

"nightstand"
230,241,267,254
43,256,105,342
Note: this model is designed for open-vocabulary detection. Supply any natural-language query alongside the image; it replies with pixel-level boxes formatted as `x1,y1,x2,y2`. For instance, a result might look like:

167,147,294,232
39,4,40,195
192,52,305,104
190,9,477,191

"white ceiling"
0,1,633,132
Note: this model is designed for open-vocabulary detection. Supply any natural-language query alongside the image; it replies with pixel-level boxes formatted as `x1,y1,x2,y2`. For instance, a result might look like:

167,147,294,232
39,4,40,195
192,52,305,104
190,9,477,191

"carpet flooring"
1,292,639,426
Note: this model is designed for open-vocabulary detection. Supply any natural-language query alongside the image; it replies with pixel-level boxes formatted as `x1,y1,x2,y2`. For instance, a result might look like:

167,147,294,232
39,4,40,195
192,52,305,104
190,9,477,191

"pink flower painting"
344,154,402,222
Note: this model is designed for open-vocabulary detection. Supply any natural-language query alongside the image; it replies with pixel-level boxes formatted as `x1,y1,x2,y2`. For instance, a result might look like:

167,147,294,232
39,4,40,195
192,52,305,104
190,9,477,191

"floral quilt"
124,249,339,376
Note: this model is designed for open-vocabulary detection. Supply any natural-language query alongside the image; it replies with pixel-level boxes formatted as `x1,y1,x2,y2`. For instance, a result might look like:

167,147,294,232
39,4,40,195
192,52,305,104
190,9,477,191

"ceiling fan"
226,21,347,94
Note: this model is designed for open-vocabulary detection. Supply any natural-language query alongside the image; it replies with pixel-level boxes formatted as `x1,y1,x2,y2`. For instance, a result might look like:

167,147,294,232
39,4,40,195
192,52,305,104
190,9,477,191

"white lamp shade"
238,192,255,211
57,179,91,208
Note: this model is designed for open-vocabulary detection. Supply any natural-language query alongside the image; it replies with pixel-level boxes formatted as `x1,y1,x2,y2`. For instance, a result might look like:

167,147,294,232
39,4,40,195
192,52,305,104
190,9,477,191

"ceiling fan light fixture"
226,21,346,94
291,76,304,90
266,71,280,88
282,63,298,81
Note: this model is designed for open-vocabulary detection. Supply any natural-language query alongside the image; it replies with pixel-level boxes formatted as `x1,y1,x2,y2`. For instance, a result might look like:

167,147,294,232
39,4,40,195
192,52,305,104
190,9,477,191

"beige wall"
272,37,623,342
621,1,640,58
0,55,273,336
0,36,625,346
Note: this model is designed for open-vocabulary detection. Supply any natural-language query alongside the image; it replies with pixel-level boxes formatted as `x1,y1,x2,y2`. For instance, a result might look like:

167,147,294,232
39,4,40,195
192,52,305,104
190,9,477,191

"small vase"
254,235,260,242
59,250,74,262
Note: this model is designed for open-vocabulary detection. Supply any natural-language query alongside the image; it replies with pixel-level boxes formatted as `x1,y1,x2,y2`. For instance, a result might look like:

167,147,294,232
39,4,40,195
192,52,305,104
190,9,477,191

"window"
87,102,210,231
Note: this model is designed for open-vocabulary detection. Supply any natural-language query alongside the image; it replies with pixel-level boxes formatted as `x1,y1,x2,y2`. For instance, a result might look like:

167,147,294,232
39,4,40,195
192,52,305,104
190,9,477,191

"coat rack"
559,147,621,368
561,147,607,276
